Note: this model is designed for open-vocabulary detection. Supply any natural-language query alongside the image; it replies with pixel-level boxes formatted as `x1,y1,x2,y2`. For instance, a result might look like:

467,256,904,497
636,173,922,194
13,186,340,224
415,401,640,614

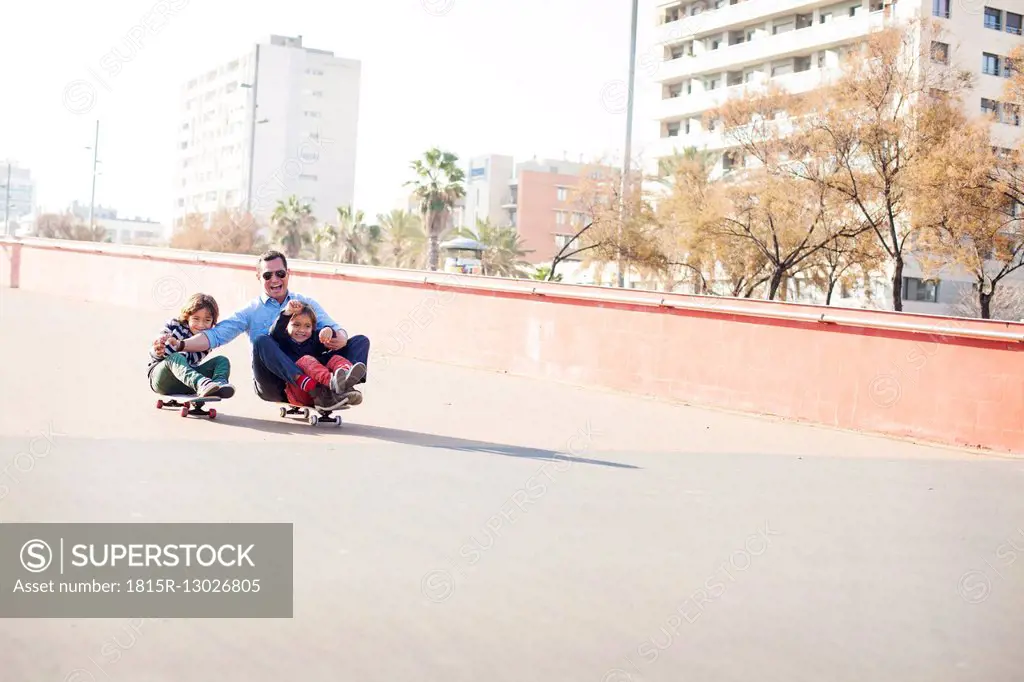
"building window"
306,68,324,76
931,41,950,64
1003,103,1021,127
299,174,318,181
555,211,566,225
902,277,940,303
557,187,568,201
983,52,1000,75
666,121,680,137
982,98,999,116
1008,12,1022,35
985,7,1002,30
932,0,950,17
304,111,321,118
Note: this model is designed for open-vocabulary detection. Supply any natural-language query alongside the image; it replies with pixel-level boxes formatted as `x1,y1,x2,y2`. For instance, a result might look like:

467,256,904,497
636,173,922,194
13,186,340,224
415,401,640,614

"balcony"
655,0,825,48
649,129,732,159
657,66,837,121
654,9,885,83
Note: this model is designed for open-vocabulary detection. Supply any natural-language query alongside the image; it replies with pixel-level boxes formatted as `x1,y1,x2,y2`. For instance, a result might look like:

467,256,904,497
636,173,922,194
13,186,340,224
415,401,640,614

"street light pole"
617,0,640,289
88,120,99,229
245,44,261,214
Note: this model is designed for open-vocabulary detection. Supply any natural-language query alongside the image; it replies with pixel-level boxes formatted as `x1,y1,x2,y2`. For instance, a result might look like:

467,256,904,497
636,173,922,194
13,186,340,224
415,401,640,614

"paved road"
0,288,1021,682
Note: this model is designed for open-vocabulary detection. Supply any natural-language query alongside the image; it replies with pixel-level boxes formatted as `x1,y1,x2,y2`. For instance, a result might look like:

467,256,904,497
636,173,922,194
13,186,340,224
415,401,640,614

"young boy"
270,299,366,408
149,293,235,398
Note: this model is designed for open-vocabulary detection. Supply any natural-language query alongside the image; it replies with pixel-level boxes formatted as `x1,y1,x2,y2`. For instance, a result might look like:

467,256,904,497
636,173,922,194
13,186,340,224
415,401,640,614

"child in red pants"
270,300,364,408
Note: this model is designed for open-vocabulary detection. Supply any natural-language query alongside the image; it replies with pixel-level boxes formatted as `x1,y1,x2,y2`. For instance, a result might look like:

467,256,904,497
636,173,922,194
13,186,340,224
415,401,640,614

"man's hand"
321,328,347,350
286,300,303,316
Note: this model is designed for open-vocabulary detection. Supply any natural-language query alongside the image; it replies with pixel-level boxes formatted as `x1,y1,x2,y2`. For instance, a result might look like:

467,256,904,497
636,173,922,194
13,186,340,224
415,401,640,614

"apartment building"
500,158,614,266
0,160,36,221
463,154,516,229
174,34,361,230
649,0,1024,314
652,0,1022,168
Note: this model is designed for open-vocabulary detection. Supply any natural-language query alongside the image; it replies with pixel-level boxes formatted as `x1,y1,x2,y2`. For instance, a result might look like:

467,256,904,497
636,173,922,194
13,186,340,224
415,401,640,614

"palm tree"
309,223,336,261
455,218,533,278
378,209,427,269
271,196,314,258
332,206,382,265
405,148,466,271
531,265,562,282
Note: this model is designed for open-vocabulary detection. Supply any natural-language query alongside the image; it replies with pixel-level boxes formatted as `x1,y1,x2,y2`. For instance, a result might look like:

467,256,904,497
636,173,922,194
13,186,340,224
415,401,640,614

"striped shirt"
147,318,210,376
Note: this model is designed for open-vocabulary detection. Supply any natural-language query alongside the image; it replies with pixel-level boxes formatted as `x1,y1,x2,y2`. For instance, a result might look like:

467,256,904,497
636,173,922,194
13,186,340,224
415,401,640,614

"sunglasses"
261,270,288,280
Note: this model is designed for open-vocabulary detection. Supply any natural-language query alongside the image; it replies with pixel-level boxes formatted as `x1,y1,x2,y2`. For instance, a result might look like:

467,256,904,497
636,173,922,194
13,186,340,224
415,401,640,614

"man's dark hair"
258,249,288,271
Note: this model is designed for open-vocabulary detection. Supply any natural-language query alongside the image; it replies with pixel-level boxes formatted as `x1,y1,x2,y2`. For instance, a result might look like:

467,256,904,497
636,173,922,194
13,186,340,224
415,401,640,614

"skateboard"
276,401,349,427
155,395,223,420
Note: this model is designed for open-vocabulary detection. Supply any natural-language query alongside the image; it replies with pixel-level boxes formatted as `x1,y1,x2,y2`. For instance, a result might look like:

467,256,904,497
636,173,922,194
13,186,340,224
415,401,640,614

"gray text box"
0,523,292,617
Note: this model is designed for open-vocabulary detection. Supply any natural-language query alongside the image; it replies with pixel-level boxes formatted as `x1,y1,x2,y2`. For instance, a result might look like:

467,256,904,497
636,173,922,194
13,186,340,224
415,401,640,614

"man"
157,250,370,410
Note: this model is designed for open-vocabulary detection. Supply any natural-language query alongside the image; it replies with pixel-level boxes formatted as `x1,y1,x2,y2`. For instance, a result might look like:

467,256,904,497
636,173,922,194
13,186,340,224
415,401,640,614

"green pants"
150,353,231,395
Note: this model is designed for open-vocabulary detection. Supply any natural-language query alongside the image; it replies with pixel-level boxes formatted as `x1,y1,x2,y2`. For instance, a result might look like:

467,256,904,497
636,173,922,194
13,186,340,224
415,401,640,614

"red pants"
285,355,353,406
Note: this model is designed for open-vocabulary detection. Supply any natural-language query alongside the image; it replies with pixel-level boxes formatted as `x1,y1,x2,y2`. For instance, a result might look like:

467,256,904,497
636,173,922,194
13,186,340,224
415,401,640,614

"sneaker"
340,388,363,406
330,362,366,395
215,382,236,399
344,362,367,391
197,380,220,398
310,385,346,410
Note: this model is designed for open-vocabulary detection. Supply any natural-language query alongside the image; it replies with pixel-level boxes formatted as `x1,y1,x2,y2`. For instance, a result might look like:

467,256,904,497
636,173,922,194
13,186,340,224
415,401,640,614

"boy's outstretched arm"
270,309,292,345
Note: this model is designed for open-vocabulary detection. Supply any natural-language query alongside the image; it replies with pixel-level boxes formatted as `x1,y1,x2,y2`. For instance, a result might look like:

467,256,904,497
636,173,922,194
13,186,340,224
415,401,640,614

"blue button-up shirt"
203,291,346,350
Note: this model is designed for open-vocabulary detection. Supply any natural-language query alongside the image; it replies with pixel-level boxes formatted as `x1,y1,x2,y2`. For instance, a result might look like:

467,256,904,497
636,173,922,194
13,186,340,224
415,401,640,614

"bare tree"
788,18,973,311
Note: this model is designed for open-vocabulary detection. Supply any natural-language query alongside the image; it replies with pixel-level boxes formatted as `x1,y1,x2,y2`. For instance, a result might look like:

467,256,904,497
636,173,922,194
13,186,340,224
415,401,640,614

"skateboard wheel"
156,400,164,409
180,407,188,418
307,412,317,426
279,407,287,418
334,416,342,427
208,409,217,419
302,408,310,419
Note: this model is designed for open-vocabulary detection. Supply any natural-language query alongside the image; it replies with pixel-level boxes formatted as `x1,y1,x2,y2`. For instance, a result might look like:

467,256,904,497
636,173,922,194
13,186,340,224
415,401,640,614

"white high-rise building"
174,34,361,230
650,0,1024,175
462,154,515,229
648,0,1024,314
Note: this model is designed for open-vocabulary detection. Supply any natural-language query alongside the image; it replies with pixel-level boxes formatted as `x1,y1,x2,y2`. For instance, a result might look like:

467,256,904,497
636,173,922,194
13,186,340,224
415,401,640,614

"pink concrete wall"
4,238,1022,454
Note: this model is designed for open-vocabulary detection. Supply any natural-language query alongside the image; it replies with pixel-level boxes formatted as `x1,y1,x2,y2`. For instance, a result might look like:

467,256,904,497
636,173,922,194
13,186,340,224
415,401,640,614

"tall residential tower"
651,0,1024,176
174,34,361,229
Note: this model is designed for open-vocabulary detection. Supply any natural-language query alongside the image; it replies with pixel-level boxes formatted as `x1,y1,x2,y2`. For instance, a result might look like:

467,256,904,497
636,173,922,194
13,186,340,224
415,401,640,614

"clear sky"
0,0,668,226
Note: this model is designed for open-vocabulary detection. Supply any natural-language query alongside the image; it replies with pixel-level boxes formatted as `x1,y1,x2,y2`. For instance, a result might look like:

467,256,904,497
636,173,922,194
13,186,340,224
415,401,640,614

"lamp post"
241,44,261,214
616,0,640,289
85,120,100,229
2,164,10,237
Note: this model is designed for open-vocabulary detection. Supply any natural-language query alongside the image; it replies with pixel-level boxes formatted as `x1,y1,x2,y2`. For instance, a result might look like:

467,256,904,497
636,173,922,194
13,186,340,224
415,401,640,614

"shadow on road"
342,423,641,470
211,413,639,469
